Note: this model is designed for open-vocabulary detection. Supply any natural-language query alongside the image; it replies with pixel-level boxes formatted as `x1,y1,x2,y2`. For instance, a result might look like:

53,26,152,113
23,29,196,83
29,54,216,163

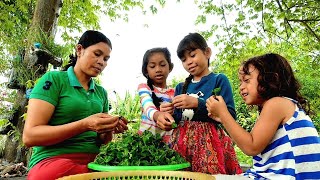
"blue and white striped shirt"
244,98,320,180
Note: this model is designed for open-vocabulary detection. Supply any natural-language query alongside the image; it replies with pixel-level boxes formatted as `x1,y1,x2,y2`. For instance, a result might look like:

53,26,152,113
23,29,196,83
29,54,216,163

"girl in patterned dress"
206,53,320,179
137,47,175,143
170,33,242,174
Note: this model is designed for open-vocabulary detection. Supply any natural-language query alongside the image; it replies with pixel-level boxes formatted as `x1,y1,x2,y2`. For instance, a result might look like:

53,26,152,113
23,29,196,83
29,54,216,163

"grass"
235,145,252,167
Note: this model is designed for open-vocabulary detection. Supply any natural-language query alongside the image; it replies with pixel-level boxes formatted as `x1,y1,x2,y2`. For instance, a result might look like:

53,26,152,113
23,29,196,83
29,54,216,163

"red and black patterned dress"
170,121,242,174
170,73,242,175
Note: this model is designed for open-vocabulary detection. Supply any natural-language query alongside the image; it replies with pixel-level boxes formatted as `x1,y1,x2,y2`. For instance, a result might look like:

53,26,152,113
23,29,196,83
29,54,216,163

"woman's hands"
85,113,128,134
115,116,128,134
92,114,128,144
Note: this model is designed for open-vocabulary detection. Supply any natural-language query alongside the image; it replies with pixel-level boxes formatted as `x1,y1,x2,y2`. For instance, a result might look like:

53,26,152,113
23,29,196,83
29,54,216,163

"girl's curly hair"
240,53,310,114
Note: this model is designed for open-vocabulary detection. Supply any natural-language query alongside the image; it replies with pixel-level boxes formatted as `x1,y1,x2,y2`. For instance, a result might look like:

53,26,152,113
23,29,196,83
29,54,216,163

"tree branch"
261,0,265,32
301,21,320,42
288,1,319,10
276,1,320,42
264,28,318,56
275,0,294,38
281,0,289,9
275,0,284,11
287,19,320,22
220,1,232,42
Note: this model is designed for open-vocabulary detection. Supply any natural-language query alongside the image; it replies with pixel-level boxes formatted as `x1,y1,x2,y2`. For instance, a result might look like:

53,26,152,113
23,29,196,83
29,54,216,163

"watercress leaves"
94,131,187,166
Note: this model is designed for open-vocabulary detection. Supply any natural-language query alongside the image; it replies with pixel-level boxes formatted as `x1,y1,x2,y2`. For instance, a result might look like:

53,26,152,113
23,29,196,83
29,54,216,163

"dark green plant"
94,131,187,166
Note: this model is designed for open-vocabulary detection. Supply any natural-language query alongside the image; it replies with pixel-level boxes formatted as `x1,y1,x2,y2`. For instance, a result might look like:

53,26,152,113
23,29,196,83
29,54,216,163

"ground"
0,159,27,180
4,176,26,180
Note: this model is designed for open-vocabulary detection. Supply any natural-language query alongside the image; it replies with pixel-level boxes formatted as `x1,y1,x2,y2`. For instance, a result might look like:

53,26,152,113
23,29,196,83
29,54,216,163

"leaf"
212,87,221,96
171,122,177,128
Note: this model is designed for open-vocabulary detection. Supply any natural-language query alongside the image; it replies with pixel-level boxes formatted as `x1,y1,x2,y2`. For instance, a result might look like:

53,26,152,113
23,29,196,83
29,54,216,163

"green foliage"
94,131,187,166
235,145,252,166
0,82,19,137
31,28,71,61
197,0,320,59
0,52,11,75
212,87,221,96
0,119,20,141
0,0,164,77
0,0,35,54
0,83,17,121
296,63,320,132
109,91,141,124
6,28,71,90
57,0,166,45
169,76,184,88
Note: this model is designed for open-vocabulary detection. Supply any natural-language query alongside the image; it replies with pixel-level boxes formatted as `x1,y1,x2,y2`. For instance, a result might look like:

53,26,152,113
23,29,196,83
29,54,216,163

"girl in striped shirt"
137,47,175,143
206,53,320,179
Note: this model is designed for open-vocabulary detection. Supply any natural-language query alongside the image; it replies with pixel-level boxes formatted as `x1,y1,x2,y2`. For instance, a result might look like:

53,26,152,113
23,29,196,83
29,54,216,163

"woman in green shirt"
23,30,128,180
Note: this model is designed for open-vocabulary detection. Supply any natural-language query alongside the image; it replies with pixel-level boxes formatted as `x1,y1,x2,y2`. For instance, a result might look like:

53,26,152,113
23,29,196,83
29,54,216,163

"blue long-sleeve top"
173,72,236,124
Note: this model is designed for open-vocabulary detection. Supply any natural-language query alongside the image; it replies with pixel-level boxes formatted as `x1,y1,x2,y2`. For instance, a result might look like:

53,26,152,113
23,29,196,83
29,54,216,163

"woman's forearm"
23,119,88,147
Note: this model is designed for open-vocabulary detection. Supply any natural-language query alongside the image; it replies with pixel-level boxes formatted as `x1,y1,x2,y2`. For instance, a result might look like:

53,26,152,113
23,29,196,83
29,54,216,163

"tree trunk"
3,91,29,164
31,0,62,36
2,0,61,164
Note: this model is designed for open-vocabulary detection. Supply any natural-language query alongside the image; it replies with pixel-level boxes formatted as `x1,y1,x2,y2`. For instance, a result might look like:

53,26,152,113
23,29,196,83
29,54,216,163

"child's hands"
160,102,174,114
154,112,175,131
206,96,228,123
172,94,198,109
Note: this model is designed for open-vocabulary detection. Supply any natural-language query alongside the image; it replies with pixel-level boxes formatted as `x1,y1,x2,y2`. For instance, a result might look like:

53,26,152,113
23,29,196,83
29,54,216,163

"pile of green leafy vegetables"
94,131,188,166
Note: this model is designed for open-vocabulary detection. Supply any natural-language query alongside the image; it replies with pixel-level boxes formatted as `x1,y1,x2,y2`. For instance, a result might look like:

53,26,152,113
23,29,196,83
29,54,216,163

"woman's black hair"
177,33,209,94
240,53,310,114
141,47,173,108
63,30,112,71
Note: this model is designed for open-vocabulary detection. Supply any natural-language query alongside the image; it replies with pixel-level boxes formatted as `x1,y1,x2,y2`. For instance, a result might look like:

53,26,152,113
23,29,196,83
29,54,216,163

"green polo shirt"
28,66,109,169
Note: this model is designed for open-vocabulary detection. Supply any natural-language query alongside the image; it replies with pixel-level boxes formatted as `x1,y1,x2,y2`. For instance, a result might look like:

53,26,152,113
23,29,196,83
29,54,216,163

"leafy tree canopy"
195,0,319,61
0,0,167,75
